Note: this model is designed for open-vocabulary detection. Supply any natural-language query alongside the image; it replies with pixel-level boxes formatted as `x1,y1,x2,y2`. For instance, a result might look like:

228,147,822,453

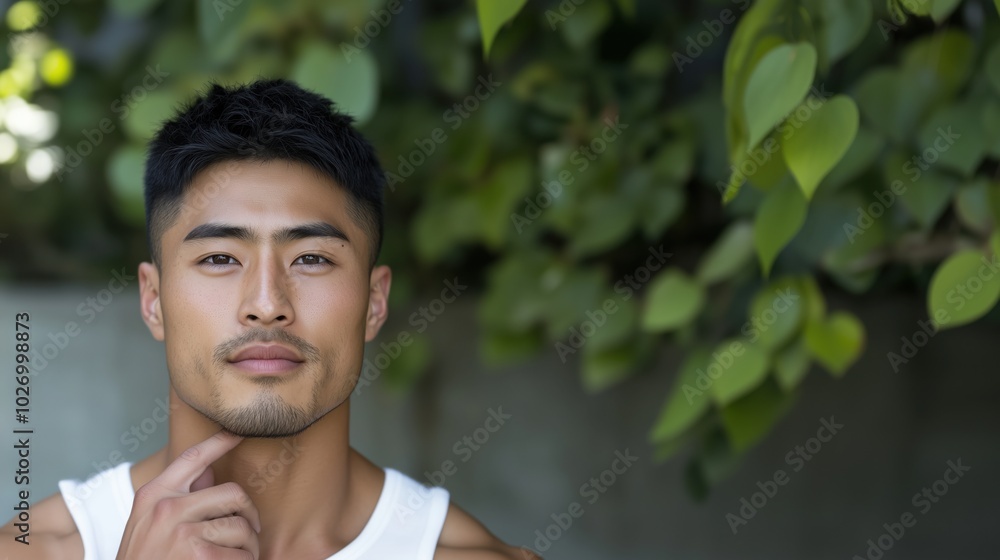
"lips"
228,344,304,374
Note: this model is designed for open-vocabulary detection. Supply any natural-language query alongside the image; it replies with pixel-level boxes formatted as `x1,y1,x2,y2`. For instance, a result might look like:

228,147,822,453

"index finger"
157,430,244,492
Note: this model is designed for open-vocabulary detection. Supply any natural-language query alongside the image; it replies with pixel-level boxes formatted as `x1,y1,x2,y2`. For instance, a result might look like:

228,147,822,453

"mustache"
213,327,321,365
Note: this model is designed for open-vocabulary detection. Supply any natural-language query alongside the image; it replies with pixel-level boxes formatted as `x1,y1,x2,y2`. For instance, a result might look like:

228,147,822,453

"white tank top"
57,461,450,560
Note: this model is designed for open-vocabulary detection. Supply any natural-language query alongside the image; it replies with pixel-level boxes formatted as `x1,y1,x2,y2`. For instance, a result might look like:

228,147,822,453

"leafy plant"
2,0,999,496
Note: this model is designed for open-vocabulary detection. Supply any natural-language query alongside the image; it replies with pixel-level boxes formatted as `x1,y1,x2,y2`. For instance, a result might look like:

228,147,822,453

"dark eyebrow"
182,221,350,245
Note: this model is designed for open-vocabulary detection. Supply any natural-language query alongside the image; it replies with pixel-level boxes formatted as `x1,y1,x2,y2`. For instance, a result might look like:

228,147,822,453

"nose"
238,254,295,327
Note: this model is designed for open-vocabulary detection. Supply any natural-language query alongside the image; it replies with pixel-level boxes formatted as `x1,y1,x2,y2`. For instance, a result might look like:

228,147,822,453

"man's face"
138,159,390,437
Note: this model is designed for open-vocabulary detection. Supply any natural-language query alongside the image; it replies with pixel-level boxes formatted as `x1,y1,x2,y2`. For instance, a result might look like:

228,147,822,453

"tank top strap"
57,461,135,560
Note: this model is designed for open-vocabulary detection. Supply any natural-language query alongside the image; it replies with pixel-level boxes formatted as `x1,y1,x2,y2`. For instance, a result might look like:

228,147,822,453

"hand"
116,430,262,559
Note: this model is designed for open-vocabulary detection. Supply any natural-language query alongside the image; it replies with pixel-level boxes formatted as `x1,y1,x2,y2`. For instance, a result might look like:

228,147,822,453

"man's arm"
435,502,543,560
0,491,83,559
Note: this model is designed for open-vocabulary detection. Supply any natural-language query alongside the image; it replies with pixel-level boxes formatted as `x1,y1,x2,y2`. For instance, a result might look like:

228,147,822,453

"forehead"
163,159,362,250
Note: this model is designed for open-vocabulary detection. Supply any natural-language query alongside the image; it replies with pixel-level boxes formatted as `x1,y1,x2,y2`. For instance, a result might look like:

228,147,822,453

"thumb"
190,465,214,492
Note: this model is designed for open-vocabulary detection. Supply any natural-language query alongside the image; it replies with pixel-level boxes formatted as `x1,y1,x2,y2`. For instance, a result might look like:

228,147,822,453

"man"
1,79,539,559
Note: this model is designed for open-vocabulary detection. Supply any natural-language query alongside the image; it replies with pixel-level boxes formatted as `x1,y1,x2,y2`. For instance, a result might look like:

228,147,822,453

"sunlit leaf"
292,42,379,124
804,311,864,376
709,339,770,406
641,269,705,332
754,179,807,277
927,249,1000,329
781,95,859,199
696,221,754,284
742,42,817,151
475,0,528,57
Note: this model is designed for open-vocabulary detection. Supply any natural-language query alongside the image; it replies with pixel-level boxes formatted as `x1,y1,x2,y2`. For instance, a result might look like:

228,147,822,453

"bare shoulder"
434,501,543,560
0,491,82,559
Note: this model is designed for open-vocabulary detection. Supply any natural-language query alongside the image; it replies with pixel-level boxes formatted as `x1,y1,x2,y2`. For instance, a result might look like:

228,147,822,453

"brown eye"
295,254,330,266
203,255,237,266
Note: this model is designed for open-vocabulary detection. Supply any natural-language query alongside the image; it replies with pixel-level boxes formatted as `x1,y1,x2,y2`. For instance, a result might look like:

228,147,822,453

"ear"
364,265,392,342
138,261,165,341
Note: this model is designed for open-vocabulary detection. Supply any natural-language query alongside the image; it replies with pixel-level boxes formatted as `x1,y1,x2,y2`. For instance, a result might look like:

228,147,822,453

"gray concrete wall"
1,283,997,559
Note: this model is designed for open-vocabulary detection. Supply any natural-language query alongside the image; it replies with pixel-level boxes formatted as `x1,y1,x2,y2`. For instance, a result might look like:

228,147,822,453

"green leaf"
292,42,379,124
710,339,770,406
479,251,551,331
927,249,1000,330
640,186,684,239
742,42,817,152
615,0,636,18
748,277,805,351
782,95,859,199
111,0,162,18
122,90,180,141
581,338,646,392
804,312,865,377
723,0,786,115
774,337,811,391
929,0,962,23
901,30,974,103
481,330,543,366
818,0,872,65
106,145,147,227
561,0,611,50
412,195,480,262
569,194,635,257
754,179,808,277
649,347,712,442
475,0,528,58
544,266,605,339
197,0,248,63
798,275,827,321
476,158,533,248
917,103,985,178
641,268,705,332
985,42,1000,96
819,127,884,192
585,297,639,353
720,380,795,452
380,334,431,390
883,151,957,229
954,179,993,234
696,221,754,284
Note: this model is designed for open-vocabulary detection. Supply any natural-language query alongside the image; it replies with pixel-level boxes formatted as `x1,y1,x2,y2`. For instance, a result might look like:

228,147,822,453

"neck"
134,386,381,558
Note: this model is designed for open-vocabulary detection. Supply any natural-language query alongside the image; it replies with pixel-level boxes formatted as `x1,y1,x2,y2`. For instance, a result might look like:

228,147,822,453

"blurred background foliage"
1,0,999,497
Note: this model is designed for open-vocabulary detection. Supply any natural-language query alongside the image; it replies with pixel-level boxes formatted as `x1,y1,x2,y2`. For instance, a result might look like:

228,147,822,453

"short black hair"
143,79,385,270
